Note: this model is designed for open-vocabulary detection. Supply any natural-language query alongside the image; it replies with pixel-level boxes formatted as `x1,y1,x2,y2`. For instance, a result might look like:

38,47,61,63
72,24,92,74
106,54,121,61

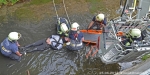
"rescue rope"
53,0,59,19
52,0,71,24
62,0,71,24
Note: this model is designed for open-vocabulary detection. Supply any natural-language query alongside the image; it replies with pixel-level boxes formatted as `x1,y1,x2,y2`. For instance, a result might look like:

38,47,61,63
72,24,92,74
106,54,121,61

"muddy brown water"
0,4,120,75
0,14,120,75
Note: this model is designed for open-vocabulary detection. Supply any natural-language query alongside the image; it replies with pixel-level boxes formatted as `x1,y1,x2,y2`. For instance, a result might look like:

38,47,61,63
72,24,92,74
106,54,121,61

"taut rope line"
62,0,71,24
52,0,71,24
53,0,59,19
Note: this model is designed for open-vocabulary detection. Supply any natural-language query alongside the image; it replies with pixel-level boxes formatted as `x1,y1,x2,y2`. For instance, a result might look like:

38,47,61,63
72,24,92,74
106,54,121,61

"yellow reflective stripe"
1,46,11,52
71,43,82,46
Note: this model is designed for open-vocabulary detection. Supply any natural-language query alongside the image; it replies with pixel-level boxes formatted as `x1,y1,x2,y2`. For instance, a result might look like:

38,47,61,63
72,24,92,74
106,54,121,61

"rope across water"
52,0,71,24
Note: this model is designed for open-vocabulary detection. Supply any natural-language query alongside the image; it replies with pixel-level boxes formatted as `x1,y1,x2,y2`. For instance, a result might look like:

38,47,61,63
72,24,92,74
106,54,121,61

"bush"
10,0,19,5
0,0,19,6
142,54,150,60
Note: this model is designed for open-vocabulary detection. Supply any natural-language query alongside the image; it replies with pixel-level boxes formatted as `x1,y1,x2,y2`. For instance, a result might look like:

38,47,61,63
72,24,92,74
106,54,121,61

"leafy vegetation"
0,0,19,6
142,54,150,60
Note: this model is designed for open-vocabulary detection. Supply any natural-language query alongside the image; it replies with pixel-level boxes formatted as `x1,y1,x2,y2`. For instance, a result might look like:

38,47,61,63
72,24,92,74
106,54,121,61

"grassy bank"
86,0,106,13
0,0,120,21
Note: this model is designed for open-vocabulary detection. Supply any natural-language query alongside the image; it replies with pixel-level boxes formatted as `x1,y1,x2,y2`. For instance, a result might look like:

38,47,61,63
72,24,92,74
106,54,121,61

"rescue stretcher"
80,30,102,58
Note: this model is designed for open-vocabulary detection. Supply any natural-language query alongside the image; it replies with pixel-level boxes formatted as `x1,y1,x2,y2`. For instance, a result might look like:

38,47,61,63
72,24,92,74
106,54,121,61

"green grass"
142,54,150,60
85,0,106,13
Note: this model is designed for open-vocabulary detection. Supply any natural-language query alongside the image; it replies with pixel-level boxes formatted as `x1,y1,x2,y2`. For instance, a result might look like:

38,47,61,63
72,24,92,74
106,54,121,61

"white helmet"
8,32,21,41
96,13,104,21
60,23,69,32
71,22,79,31
129,28,141,38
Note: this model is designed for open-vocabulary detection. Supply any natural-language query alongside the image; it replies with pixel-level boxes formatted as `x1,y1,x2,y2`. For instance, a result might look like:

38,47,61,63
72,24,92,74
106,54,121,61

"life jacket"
66,31,83,51
50,35,63,50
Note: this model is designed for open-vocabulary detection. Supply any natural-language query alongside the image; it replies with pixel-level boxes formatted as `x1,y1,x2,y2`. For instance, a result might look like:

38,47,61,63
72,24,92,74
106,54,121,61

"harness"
70,31,83,47
50,36,63,50
73,33,78,41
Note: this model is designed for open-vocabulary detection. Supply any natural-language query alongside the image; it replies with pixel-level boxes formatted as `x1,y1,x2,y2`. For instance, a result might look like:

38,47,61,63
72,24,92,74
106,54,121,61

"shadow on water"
0,13,120,75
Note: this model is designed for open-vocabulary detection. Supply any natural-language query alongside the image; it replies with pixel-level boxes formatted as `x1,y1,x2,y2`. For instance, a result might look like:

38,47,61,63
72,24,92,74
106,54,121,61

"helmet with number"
8,32,21,41
96,13,105,21
71,22,79,31
146,25,150,34
60,23,69,32
129,28,141,38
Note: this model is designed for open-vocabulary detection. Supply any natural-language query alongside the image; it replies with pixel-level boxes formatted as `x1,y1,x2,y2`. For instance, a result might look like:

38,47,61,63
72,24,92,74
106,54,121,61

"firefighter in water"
122,28,142,46
0,32,22,61
65,22,84,51
57,17,70,37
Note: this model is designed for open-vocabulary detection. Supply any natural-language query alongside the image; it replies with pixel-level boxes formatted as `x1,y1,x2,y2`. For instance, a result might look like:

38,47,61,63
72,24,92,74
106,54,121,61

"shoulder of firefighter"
49,35,63,50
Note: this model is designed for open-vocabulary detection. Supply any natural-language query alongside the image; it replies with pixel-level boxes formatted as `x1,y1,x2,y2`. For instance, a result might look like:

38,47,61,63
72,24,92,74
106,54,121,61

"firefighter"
57,17,70,37
0,32,22,61
88,13,107,30
122,28,142,46
65,22,84,51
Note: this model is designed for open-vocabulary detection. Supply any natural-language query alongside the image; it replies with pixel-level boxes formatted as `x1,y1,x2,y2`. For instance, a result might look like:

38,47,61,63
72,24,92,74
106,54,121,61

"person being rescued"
88,13,107,30
23,35,63,52
57,17,70,37
65,22,84,51
0,32,22,61
121,28,143,46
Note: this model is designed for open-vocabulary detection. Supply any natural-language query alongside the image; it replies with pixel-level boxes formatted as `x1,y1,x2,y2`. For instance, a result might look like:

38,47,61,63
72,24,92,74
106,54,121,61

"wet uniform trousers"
24,39,50,52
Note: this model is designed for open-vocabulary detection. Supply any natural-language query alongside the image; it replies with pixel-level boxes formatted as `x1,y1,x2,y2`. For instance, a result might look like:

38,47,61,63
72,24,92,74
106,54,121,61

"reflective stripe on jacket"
66,40,83,51
1,43,11,53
